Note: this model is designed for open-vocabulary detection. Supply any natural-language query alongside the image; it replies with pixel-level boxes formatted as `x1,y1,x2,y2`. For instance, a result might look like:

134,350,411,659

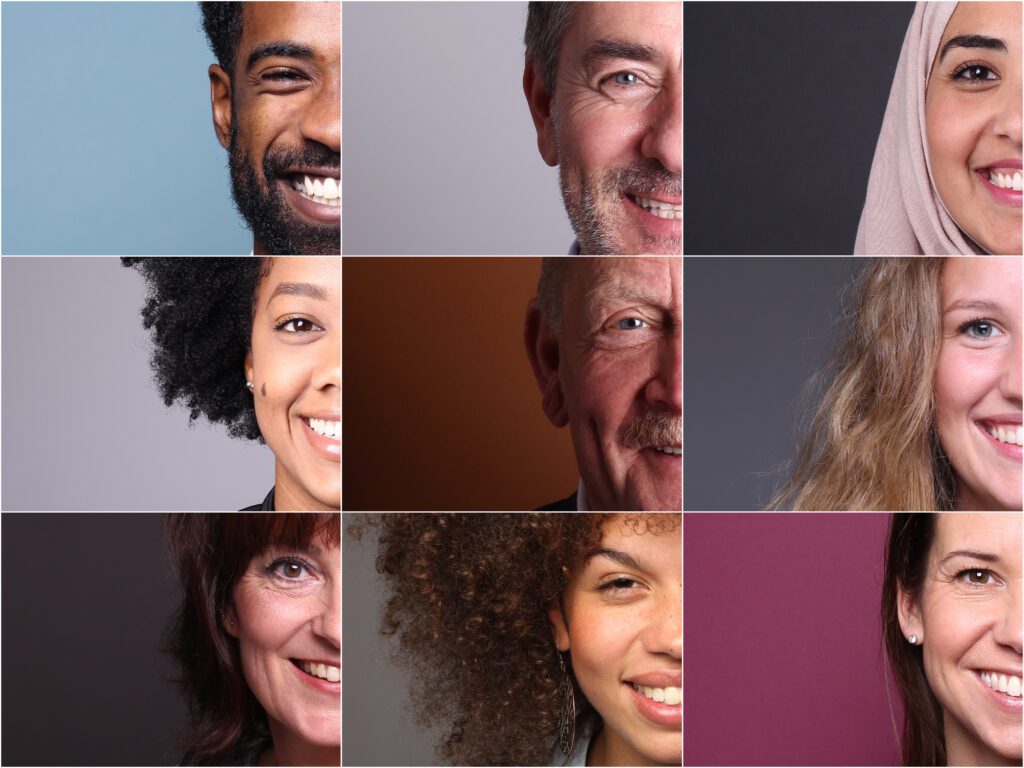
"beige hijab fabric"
855,2,985,255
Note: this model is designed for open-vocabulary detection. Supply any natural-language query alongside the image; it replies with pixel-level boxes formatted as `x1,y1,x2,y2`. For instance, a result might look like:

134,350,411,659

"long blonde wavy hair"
769,258,956,511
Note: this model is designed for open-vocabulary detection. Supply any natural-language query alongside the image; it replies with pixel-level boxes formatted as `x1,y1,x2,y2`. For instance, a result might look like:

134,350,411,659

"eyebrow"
582,38,658,71
938,34,1007,64
267,282,328,305
585,547,645,572
246,41,316,71
943,299,1003,314
940,549,999,565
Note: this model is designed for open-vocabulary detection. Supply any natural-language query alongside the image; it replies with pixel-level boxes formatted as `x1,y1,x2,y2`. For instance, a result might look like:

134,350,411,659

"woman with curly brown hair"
770,256,1021,511
369,513,681,766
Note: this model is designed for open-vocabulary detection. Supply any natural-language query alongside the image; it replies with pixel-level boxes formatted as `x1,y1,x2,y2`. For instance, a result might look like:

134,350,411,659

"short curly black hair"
200,2,244,75
123,258,270,442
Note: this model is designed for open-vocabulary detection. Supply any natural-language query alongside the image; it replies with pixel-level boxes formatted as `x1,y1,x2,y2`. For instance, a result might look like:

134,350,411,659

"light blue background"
2,2,252,254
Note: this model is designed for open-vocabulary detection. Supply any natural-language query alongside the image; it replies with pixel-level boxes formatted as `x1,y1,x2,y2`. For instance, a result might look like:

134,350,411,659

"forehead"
260,257,340,296
240,2,340,56
561,2,681,58
932,513,1022,557
942,257,1022,299
569,257,680,302
940,1,1021,42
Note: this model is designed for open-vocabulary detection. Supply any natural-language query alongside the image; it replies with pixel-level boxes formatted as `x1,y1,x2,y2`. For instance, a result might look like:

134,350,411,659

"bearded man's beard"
228,127,340,255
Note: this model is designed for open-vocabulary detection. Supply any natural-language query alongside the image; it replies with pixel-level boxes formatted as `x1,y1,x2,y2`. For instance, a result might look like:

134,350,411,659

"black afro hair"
122,257,269,442
200,2,244,75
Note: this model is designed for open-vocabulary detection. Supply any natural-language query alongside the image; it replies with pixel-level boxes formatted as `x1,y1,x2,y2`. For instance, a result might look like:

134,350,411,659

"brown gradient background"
342,257,578,510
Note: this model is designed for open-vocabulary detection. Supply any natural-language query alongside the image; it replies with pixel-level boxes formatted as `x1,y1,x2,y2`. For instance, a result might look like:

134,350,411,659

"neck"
586,724,673,767
262,719,339,766
944,709,1017,766
273,460,336,511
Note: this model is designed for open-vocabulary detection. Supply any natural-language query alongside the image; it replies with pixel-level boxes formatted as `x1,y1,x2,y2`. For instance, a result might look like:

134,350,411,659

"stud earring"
908,634,918,645
245,381,254,391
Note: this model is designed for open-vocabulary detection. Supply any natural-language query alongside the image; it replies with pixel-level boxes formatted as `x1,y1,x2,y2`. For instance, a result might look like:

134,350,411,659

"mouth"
292,658,341,683
287,173,341,207
976,418,1024,460
976,161,1023,206
624,678,682,728
650,445,682,456
304,416,341,440
630,682,681,706
978,670,1023,698
626,193,682,220
301,415,341,462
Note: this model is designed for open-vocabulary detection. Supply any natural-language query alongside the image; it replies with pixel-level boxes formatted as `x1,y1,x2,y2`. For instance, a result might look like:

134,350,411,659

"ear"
223,605,240,638
244,350,254,392
524,298,568,428
896,583,924,644
523,59,558,167
209,63,233,151
548,604,571,652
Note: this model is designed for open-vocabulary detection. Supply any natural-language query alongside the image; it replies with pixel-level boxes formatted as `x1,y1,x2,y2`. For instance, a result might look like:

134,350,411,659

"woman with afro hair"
123,257,339,510
366,512,681,766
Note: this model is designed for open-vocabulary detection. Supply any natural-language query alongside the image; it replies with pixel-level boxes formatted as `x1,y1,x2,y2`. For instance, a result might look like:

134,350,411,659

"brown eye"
959,568,993,585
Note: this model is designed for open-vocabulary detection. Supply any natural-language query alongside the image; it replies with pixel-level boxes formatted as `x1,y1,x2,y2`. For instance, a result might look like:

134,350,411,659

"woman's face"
550,516,681,766
247,257,340,510
934,257,1021,511
926,2,1022,255
898,514,1022,763
228,538,341,756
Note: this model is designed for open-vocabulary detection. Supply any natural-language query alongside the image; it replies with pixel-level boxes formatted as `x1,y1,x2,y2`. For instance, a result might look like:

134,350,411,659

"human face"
527,3,681,255
228,536,341,762
926,2,1022,255
550,515,681,766
898,514,1022,765
559,258,680,511
210,2,340,255
247,257,340,510
934,257,1021,511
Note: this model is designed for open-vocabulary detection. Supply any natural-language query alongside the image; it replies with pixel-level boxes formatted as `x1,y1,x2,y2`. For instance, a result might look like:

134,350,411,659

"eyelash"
598,576,644,597
948,61,999,84
616,317,648,331
262,70,305,82
957,316,1002,340
265,556,316,581
275,316,324,334
955,567,997,587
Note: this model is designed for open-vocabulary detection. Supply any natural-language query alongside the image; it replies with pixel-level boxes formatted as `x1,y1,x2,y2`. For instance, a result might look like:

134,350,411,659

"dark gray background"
684,257,859,510
342,2,573,255
1,513,187,765
1,258,274,511
342,517,446,766
683,3,914,255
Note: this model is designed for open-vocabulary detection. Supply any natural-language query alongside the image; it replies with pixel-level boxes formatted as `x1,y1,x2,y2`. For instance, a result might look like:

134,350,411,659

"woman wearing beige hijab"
856,2,1021,255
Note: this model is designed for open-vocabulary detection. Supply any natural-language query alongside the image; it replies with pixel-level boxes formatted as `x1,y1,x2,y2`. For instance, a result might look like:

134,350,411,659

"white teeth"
631,683,681,705
988,171,1023,191
980,671,1022,697
986,424,1023,446
653,446,682,455
632,196,682,220
323,177,339,199
294,174,341,206
304,175,314,195
301,661,340,682
307,418,341,439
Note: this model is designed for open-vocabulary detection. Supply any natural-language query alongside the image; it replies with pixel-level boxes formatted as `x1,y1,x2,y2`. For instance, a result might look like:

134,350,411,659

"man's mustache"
609,161,681,199
265,145,341,178
623,412,682,449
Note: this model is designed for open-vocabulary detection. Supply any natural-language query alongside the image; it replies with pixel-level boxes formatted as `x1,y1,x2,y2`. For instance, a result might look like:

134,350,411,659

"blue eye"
616,317,647,330
959,319,1002,339
613,72,640,85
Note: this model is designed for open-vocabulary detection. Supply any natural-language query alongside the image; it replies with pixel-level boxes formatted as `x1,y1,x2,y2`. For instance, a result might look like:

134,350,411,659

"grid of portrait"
0,1,1021,767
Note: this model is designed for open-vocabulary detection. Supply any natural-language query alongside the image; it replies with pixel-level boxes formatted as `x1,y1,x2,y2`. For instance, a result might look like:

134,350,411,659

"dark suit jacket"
535,492,577,511
240,487,275,511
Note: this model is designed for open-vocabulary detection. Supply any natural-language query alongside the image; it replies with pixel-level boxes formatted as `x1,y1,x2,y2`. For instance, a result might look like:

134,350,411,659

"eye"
598,575,644,597
616,317,648,331
951,63,999,84
262,69,305,82
958,318,1003,339
268,557,313,580
611,71,641,86
276,317,324,334
957,568,996,586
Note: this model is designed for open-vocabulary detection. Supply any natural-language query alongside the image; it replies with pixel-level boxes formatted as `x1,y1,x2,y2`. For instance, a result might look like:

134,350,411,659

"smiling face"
934,257,1022,511
550,515,681,766
898,514,1022,765
926,2,1022,255
246,257,340,510
525,2,681,255
210,2,340,255
228,537,341,762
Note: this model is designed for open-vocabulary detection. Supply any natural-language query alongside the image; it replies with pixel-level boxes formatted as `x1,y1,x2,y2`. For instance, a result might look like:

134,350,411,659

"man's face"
211,2,340,255
558,258,681,511
527,3,681,255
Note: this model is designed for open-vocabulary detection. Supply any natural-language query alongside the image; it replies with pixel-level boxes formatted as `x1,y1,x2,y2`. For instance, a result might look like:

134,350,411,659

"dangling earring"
557,651,576,756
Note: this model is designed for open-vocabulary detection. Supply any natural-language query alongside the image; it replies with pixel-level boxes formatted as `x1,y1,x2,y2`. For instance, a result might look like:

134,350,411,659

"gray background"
684,257,859,510
684,2,915,255
342,2,573,255
343,518,446,766
1,513,187,765
1,258,274,511
1,3,250,255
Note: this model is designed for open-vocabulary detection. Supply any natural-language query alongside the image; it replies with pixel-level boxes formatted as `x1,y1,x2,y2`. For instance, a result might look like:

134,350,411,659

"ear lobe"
223,606,240,638
209,64,233,151
548,604,571,652
523,60,559,167
524,298,568,428
244,351,254,391
896,583,923,642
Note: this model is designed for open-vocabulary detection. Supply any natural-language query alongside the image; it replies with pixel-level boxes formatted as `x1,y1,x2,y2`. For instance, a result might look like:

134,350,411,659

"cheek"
570,607,636,677
572,351,650,428
557,98,645,168
253,349,311,423
237,593,306,653
926,90,978,193
935,346,998,427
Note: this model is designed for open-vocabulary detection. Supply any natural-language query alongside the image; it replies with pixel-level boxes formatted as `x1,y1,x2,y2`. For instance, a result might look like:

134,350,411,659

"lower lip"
646,447,682,465
625,683,681,728
977,172,1023,207
973,671,1023,714
975,422,1023,461
290,660,341,694
302,419,341,462
280,179,342,223
624,195,682,234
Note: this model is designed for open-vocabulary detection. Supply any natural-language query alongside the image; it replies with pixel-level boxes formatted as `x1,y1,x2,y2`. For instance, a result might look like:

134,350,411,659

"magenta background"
684,513,902,766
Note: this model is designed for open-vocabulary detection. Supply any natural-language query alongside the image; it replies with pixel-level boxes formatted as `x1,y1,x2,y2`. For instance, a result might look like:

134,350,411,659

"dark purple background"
684,513,901,766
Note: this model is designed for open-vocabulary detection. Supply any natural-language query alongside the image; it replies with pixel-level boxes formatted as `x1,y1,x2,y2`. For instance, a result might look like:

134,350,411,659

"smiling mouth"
630,683,681,705
982,422,1024,447
978,670,1022,698
304,417,340,440
626,194,681,220
288,174,340,207
292,658,341,683
987,170,1023,192
651,446,681,456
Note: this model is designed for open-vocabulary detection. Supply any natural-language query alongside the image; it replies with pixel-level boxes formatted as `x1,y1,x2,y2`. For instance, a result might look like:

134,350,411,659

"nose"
315,577,341,649
300,70,341,154
642,586,682,659
992,69,1022,146
1001,325,1022,403
993,584,1022,655
640,74,681,176
645,328,682,412
313,324,341,393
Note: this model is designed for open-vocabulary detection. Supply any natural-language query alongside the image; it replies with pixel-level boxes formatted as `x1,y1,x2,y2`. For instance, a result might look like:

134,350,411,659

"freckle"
261,383,267,397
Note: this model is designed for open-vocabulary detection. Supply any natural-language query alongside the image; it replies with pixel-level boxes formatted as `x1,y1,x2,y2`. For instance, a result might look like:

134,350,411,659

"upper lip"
627,191,682,205
286,167,341,180
978,413,1023,426
626,671,681,687
977,158,1023,171
302,412,341,422
976,667,1023,677
295,657,341,667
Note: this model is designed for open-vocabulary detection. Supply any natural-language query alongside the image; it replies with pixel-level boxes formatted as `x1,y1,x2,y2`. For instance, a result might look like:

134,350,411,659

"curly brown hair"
370,513,678,766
